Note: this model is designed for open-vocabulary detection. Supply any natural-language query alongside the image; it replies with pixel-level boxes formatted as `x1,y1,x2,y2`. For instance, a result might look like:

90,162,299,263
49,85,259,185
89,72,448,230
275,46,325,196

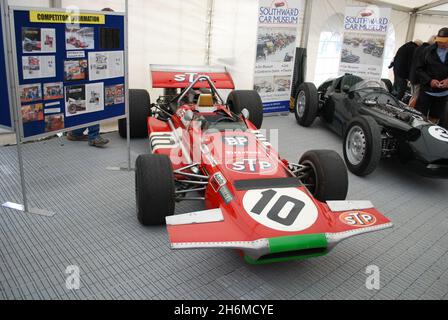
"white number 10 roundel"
243,188,319,232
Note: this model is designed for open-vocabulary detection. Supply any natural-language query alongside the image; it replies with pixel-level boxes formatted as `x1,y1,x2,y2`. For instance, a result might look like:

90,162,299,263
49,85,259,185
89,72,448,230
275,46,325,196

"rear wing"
150,65,235,90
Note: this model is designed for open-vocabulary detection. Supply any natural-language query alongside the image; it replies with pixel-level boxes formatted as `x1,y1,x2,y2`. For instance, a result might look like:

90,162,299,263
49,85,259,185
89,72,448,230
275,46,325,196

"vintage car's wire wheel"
345,126,367,166
68,105,77,115
299,150,348,202
135,154,175,226
343,116,382,177
295,82,318,127
296,91,306,119
119,89,151,139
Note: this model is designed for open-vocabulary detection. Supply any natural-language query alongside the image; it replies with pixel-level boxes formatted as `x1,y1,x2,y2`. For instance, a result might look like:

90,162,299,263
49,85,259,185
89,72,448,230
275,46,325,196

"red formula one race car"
127,65,393,265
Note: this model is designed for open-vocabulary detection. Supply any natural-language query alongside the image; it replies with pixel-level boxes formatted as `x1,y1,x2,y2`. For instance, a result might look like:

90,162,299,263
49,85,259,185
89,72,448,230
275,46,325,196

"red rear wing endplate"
150,65,235,90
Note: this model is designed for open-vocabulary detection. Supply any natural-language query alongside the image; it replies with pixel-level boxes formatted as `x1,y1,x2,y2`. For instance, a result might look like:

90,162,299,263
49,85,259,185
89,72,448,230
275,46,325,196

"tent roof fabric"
363,0,448,11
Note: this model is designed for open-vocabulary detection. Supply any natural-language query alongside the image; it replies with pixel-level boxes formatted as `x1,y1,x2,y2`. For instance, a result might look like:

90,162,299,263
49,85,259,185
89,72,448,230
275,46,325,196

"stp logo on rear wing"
151,65,235,90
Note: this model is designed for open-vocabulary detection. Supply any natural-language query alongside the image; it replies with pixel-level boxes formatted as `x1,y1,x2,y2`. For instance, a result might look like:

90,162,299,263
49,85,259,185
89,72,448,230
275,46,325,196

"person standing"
409,35,436,107
67,7,115,147
390,39,423,100
415,28,448,124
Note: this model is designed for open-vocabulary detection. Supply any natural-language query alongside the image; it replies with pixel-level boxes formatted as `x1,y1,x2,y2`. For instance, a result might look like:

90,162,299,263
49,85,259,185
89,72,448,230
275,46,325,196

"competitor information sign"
254,0,303,114
339,6,391,80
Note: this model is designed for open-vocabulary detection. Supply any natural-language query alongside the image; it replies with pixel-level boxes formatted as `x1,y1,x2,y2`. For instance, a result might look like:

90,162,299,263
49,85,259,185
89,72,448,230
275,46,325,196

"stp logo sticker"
340,211,377,228
227,159,275,174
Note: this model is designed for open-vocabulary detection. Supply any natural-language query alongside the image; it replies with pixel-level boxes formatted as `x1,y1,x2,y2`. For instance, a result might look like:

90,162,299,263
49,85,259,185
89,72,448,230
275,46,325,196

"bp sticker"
429,126,448,143
242,188,318,232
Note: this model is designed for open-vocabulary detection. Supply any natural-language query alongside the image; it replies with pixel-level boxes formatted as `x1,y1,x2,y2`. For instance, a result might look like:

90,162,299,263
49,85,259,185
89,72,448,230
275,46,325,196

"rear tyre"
381,79,393,93
299,150,349,202
295,82,319,127
135,154,175,226
343,116,382,177
119,89,151,139
227,90,264,129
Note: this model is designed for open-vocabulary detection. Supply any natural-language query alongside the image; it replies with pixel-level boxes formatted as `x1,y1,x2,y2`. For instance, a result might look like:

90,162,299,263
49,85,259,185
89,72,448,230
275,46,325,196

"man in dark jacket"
409,36,436,107
416,28,448,123
390,40,422,100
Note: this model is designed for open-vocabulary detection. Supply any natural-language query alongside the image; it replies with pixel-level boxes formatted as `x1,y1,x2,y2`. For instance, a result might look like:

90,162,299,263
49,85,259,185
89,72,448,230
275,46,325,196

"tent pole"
300,0,313,48
49,0,62,8
205,0,214,66
406,12,417,42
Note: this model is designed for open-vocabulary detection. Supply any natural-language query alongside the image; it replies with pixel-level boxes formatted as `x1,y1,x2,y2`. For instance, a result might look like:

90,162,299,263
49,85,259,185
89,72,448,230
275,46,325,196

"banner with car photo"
254,0,303,114
339,6,391,80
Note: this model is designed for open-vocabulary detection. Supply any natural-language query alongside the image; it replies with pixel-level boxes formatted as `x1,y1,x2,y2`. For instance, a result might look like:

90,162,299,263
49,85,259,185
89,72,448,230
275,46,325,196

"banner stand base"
106,166,135,172
2,202,55,217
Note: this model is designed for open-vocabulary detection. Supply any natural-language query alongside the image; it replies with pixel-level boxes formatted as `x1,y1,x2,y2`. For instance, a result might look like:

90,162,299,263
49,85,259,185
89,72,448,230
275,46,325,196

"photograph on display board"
65,85,86,116
65,27,95,50
21,103,44,123
19,83,42,104
22,28,56,53
100,28,121,50
64,59,88,81
341,33,385,65
44,82,64,100
105,84,124,106
256,28,297,63
88,51,124,81
65,83,104,117
45,114,64,133
22,56,56,80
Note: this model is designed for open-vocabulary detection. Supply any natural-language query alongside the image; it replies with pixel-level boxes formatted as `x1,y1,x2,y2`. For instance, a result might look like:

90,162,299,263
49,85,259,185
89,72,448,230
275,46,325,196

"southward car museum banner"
254,0,303,114
339,6,391,80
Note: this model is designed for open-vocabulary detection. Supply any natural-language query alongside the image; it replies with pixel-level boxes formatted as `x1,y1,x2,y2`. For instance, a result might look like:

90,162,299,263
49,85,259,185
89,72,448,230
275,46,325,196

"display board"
338,6,391,80
10,8,126,141
0,0,13,130
254,0,303,114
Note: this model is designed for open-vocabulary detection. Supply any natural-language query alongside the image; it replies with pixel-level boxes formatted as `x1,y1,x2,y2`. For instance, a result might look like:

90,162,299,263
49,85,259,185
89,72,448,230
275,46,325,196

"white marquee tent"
6,0,448,93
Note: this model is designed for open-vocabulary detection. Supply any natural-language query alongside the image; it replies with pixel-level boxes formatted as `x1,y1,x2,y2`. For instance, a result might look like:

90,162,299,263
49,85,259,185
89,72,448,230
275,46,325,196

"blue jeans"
71,125,100,141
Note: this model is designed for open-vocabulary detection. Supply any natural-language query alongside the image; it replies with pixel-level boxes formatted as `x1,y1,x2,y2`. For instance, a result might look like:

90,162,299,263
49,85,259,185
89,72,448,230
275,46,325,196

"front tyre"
135,154,175,226
299,150,348,202
343,116,382,177
295,83,319,127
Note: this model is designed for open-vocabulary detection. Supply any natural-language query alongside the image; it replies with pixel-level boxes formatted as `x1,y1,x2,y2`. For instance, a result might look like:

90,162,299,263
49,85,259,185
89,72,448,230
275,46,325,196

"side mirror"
241,108,250,120
184,110,194,122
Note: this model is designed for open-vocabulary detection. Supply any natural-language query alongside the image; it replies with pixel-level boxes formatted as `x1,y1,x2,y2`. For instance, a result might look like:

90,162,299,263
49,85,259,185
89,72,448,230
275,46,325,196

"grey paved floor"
1,115,448,300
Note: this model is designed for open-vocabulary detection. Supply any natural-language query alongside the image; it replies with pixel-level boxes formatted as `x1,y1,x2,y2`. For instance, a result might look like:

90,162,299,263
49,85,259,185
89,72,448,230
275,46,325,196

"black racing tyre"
343,116,382,177
295,82,319,127
135,154,175,226
381,79,393,93
119,89,151,139
299,150,349,202
227,90,264,129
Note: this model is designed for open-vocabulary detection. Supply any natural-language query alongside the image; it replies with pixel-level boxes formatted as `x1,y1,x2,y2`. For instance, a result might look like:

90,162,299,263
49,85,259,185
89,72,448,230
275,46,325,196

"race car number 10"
243,188,318,232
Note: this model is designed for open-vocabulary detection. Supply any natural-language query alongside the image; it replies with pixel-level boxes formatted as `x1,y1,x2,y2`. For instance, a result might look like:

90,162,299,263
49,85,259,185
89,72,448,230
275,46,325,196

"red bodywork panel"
150,65,235,90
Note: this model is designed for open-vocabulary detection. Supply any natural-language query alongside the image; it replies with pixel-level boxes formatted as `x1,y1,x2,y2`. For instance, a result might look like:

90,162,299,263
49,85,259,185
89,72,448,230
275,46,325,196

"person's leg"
416,91,431,118
429,96,447,124
88,125,110,148
395,77,408,101
87,125,100,141
67,128,88,141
